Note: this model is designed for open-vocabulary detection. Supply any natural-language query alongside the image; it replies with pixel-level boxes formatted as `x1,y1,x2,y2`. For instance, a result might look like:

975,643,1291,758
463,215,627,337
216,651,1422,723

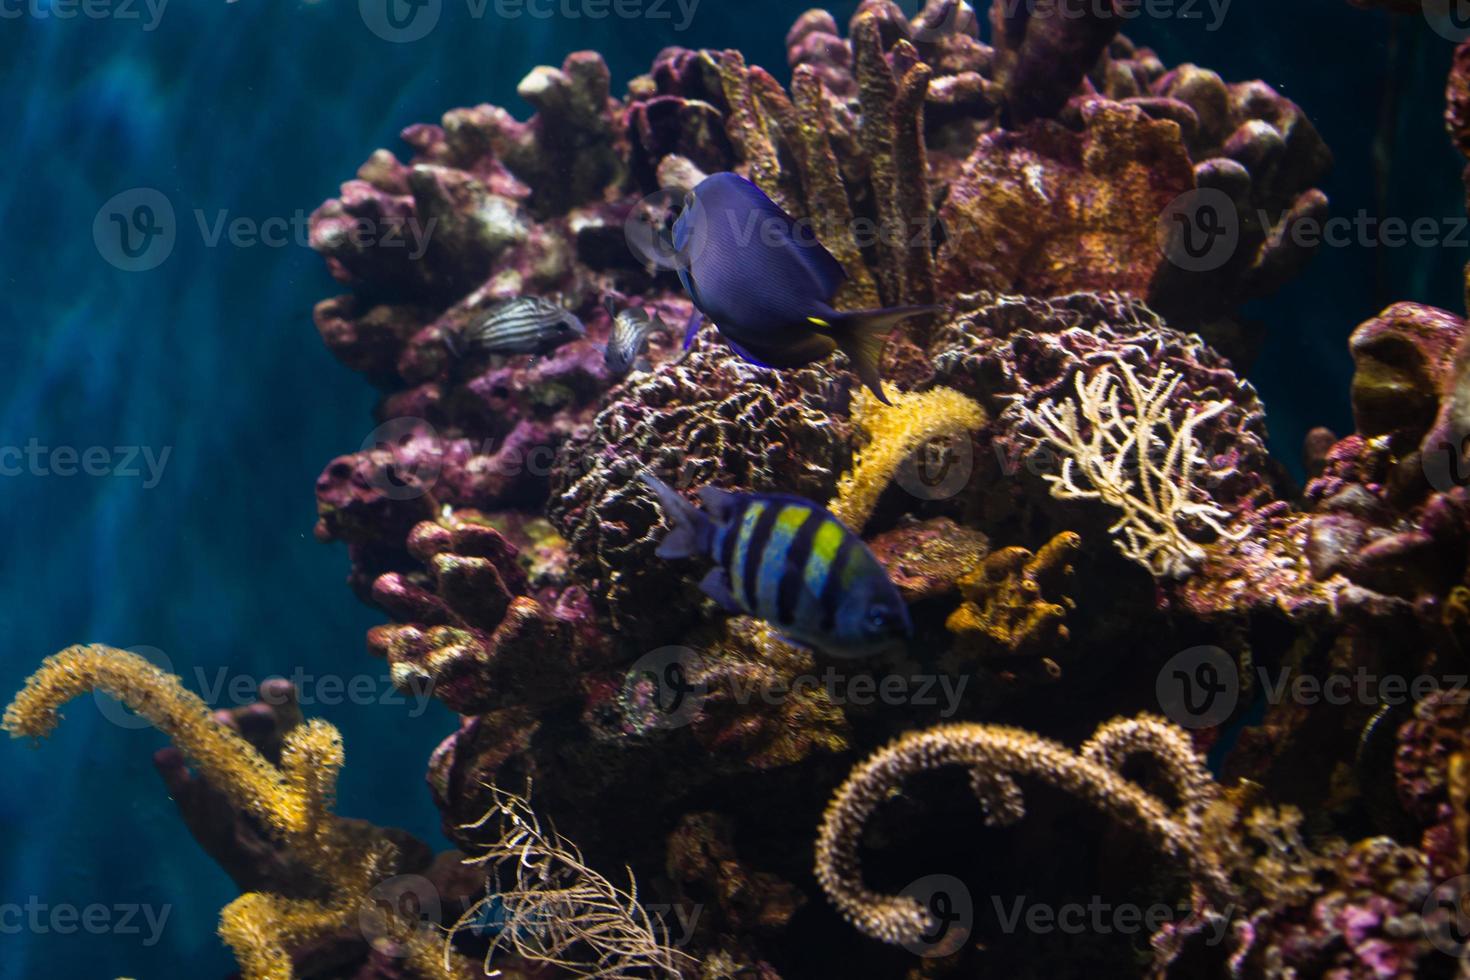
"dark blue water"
0,1,1461,977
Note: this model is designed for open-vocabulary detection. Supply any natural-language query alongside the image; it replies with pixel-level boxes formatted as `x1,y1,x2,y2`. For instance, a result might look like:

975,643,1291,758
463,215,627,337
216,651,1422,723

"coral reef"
39,4,1470,980
548,332,852,648
4,646,479,980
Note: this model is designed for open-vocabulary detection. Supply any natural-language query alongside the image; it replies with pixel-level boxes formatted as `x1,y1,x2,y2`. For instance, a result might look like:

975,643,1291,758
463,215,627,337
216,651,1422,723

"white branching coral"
448,783,693,979
1025,357,1246,578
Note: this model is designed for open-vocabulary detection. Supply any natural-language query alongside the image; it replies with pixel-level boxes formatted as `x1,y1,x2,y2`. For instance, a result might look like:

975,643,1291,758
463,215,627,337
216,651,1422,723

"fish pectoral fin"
681,308,704,351
698,568,744,613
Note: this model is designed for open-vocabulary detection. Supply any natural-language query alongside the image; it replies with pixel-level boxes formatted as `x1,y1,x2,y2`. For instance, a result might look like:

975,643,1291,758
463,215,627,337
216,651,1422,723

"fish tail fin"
639,472,712,560
824,305,944,405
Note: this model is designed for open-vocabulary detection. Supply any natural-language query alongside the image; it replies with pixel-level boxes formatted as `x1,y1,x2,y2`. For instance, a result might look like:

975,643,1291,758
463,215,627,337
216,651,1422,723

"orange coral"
945,531,1080,654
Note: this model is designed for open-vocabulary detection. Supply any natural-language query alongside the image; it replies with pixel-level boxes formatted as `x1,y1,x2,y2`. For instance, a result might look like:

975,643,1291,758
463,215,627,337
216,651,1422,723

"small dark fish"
668,173,942,404
459,296,586,356
640,474,912,655
602,298,668,375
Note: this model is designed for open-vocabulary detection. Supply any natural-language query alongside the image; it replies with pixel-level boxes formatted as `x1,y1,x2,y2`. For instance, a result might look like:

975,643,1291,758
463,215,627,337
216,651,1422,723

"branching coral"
449,782,693,979
830,383,987,531
1025,356,1247,578
813,714,1233,948
3,645,476,980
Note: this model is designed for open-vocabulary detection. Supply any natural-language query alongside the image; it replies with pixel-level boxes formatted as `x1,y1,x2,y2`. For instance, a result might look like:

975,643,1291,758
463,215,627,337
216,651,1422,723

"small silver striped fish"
602,298,669,375
458,297,586,356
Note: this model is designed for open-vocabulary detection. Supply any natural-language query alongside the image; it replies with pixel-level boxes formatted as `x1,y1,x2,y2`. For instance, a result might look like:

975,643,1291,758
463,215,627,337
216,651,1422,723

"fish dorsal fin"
697,485,740,522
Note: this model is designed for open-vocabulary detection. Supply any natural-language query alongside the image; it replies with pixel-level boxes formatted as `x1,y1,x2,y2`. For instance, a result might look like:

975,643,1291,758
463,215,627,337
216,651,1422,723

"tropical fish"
640,473,912,655
456,296,586,356
667,172,942,404
602,297,668,375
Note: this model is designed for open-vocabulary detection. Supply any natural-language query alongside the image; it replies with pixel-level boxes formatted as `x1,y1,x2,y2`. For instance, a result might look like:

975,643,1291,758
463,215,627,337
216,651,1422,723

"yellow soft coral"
3,644,476,980
831,383,987,531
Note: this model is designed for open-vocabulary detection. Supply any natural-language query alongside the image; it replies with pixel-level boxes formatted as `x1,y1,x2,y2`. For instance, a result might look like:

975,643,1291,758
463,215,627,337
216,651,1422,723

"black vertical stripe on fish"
819,534,857,633
776,508,823,626
740,503,783,619
718,513,738,571
726,500,763,610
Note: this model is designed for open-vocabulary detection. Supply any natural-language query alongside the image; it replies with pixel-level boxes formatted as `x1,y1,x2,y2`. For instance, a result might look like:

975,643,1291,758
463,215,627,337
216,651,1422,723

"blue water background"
0,1,1462,976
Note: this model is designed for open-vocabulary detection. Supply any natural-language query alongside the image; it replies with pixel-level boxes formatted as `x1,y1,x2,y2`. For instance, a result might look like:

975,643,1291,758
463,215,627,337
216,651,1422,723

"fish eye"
866,608,891,630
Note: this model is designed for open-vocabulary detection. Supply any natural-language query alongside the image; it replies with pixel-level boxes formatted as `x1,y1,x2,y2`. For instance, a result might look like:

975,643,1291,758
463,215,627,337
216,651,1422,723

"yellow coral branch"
831,384,987,531
3,644,479,980
814,715,1234,948
3,644,312,838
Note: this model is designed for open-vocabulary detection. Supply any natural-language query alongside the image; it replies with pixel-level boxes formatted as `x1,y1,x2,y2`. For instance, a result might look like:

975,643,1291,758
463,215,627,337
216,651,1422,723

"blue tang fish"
641,473,912,655
669,172,942,405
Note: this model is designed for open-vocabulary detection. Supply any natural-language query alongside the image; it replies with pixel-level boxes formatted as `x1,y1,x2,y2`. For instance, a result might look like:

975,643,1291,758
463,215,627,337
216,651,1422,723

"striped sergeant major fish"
640,474,912,655
455,296,586,356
